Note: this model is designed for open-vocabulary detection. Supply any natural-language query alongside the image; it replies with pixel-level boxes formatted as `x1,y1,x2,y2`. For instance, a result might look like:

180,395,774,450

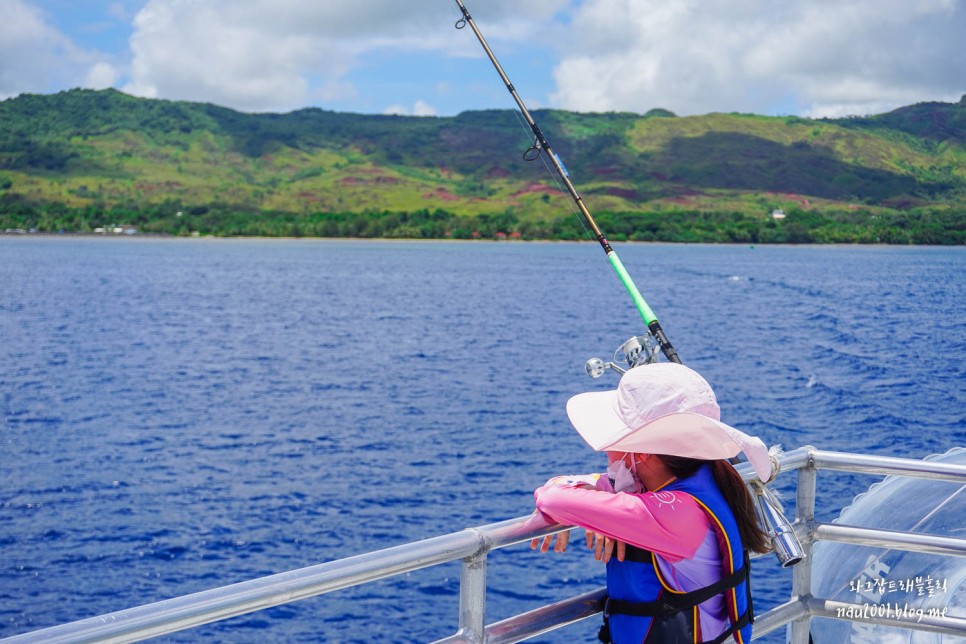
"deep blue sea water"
1,237,964,643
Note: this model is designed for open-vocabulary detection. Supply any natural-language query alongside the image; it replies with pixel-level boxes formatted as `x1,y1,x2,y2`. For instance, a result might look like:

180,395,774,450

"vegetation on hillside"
1,89,964,243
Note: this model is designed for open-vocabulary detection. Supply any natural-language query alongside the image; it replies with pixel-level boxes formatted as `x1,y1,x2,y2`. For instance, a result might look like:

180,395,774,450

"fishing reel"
584,334,659,379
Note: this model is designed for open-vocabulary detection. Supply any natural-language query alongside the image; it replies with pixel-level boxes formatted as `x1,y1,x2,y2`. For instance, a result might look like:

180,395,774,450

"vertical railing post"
789,453,817,643
457,552,487,643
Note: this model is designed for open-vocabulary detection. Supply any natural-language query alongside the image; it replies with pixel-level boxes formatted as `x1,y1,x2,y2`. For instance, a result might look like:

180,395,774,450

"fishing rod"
453,0,804,568
452,0,679,366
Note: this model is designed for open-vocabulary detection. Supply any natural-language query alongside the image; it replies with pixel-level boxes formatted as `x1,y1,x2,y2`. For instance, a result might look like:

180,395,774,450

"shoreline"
1,231,963,248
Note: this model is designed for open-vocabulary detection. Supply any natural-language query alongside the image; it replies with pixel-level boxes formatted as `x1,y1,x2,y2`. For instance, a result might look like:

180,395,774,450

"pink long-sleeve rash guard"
533,475,710,562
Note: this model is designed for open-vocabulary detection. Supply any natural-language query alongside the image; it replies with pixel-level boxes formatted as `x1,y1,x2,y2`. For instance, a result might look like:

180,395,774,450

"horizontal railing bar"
434,587,606,644
814,523,966,557
807,597,966,637
485,587,605,644
810,450,966,481
440,590,819,643
3,515,575,644
769,446,814,475
731,446,812,482
473,516,567,551
1,524,516,644
750,599,809,638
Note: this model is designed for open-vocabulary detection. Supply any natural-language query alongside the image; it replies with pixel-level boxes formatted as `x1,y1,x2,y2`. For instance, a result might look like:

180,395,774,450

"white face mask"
607,454,641,493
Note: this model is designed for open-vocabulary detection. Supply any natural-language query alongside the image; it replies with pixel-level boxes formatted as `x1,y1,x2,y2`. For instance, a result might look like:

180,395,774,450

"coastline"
3,231,964,248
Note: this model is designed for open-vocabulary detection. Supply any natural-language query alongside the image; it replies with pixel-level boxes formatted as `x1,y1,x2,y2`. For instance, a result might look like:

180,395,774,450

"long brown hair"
658,455,771,554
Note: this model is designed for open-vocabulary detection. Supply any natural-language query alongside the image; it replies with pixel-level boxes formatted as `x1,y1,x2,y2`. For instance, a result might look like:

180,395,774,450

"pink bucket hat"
566,362,774,482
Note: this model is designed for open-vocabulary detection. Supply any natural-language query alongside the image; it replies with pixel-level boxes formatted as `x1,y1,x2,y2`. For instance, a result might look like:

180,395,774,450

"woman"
530,362,774,644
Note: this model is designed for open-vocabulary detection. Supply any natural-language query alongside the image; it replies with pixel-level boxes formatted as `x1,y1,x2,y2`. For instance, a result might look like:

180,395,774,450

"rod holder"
753,481,805,567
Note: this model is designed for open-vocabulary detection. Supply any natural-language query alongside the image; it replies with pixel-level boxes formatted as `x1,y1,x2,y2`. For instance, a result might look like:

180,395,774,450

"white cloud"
0,0,125,100
7,0,960,118
85,62,121,89
412,100,437,117
123,1,316,110
0,0,75,98
121,0,571,113
550,0,966,117
383,100,437,117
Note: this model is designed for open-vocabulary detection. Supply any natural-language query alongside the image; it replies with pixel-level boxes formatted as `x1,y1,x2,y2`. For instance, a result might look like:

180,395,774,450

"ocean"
1,237,963,642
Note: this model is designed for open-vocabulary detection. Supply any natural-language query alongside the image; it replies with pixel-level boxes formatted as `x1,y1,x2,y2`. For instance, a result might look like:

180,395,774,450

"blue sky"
3,0,964,118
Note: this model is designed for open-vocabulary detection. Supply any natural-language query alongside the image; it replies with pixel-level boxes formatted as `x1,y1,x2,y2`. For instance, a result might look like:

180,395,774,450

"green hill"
1,89,964,243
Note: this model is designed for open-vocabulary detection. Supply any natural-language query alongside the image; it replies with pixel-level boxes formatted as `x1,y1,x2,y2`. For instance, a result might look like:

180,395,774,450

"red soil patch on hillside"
339,175,400,186
510,183,555,197
422,188,460,202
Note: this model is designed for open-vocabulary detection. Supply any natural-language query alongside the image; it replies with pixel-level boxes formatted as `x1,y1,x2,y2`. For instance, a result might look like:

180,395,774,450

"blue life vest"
600,464,754,644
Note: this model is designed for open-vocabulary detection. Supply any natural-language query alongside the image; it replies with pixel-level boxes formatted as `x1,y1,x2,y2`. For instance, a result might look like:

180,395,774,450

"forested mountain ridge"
1,89,964,242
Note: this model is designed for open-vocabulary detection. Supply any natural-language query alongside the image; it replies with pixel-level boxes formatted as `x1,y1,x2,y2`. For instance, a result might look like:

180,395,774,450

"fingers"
555,529,570,553
529,535,554,553
529,531,571,554
533,530,625,561
588,532,627,563
601,537,615,563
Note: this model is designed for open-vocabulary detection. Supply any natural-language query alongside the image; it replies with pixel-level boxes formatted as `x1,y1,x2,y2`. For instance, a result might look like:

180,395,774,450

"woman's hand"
530,529,571,554
530,529,627,562
586,531,626,563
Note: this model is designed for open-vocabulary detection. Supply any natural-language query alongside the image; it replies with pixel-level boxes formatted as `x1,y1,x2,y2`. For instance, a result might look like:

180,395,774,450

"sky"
2,0,964,119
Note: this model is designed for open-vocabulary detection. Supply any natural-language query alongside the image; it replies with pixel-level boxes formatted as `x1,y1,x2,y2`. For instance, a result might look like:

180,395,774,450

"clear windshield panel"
809,448,966,643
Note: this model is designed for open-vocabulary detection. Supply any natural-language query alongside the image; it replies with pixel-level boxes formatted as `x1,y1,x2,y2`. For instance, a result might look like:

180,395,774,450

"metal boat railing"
4,446,965,643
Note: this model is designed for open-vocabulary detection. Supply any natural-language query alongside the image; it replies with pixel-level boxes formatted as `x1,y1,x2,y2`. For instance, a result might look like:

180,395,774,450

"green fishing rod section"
453,0,681,365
